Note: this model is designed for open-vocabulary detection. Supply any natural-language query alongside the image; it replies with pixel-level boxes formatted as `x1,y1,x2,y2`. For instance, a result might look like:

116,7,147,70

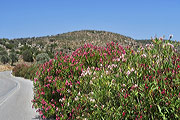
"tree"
9,52,18,66
0,46,8,56
22,50,34,62
1,55,10,64
36,53,50,64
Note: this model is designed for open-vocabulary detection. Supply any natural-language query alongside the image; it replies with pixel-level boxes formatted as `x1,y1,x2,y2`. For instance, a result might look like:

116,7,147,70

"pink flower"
41,91,45,95
34,78,38,83
76,66,79,71
150,105,152,108
39,110,43,115
43,115,46,119
177,65,180,69
65,80,68,86
145,84,148,89
122,112,125,116
77,81,80,85
161,89,165,94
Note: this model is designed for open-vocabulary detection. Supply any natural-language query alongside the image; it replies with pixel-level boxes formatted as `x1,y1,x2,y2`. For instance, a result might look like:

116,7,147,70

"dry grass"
0,64,14,72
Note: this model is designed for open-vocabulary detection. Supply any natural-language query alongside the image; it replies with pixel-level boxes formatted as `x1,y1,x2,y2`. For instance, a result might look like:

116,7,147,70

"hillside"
11,30,137,53
0,30,179,66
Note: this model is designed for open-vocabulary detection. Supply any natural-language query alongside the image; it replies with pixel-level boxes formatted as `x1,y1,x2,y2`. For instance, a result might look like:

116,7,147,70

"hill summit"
13,30,137,53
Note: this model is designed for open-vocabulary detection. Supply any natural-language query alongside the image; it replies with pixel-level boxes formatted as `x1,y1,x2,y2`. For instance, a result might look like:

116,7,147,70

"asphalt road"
0,71,39,120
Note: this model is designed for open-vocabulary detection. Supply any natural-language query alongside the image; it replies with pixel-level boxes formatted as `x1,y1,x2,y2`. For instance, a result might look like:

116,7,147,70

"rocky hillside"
12,30,137,53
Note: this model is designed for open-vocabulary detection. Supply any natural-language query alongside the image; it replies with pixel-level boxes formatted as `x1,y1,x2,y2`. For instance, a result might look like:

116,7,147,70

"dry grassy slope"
0,65,14,72
26,30,137,51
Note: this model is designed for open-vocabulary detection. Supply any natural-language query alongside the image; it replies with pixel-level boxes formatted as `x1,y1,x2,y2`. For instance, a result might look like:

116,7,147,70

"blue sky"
0,0,180,41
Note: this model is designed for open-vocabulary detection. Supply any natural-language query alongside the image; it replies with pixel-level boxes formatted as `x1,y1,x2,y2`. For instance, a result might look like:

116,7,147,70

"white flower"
78,92,81,96
112,79,115,83
108,65,112,70
130,68,134,72
122,89,125,92
101,105,104,109
67,89,71,93
167,43,174,48
93,72,96,76
90,98,95,102
126,70,131,76
122,84,126,87
94,104,98,108
112,64,117,68
141,54,146,58
89,80,93,85
75,96,79,101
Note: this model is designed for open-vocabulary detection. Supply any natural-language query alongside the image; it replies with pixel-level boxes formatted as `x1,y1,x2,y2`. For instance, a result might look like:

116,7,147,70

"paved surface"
0,71,39,120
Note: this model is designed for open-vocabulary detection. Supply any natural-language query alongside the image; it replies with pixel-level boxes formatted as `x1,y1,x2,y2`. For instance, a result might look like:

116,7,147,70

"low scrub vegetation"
29,38,179,119
12,64,38,80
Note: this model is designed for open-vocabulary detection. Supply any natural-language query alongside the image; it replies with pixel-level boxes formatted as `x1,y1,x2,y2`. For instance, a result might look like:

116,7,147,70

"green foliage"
0,38,8,45
0,47,8,56
22,50,34,62
5,43,14,49
36,53,50,64
9,52,18,66
32,39,180,120
12,64,38,80
1,55,10,64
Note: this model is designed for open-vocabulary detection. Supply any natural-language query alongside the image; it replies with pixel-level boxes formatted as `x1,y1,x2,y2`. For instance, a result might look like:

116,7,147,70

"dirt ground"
0,65,14,72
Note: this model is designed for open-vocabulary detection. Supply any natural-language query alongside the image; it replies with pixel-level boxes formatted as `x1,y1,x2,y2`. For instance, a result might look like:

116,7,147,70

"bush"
22,50,34,62
1,55,10,64
36,53,50,64
12,64,38,80
9,52,18,66
0,47,8,56
32,39,180,119
5,43,14,49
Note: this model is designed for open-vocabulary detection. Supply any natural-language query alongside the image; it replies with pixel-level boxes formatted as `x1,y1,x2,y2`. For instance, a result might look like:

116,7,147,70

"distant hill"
11,30,137,53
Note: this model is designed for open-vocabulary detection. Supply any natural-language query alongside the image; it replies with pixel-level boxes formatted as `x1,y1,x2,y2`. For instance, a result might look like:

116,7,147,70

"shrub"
1,55,10,64
9,52,18,66
32,39,180,119
12,64,28,77
22,50,34,62
36,53,50,64
5,43,14,49
12,64,38,80
0,47,8,56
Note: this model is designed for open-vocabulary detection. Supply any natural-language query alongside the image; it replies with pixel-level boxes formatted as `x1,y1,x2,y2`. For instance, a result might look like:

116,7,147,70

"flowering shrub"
32,38,180,119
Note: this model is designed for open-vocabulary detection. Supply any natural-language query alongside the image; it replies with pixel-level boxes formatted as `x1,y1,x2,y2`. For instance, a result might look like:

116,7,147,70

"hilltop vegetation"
0,30,179,66
0,30,137,65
